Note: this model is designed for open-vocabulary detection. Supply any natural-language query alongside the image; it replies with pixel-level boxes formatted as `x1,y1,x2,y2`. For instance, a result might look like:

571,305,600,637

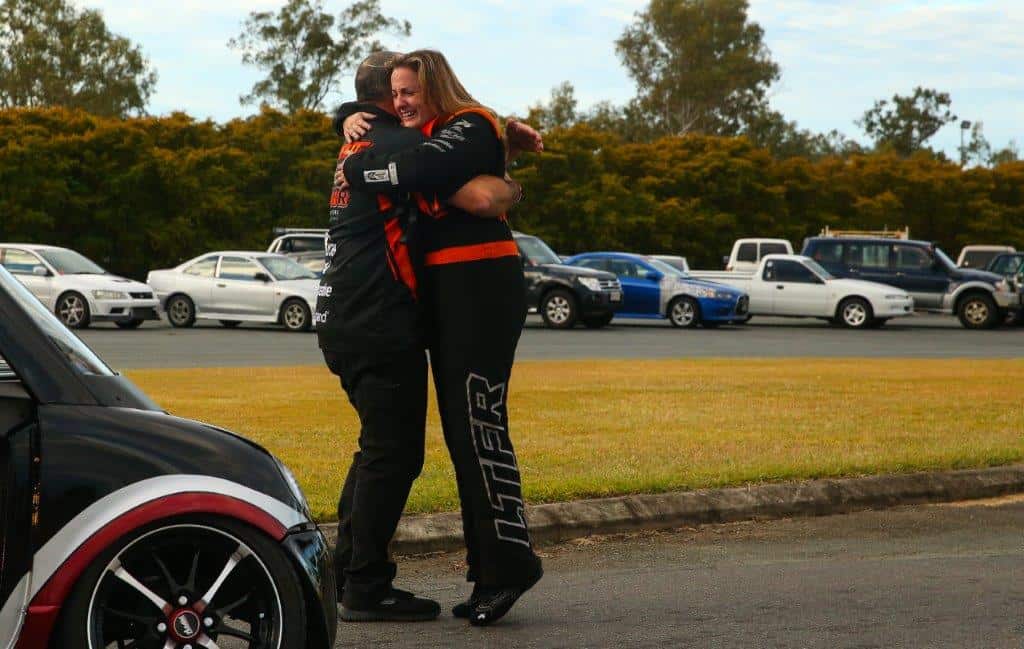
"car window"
218,257,264,281
184,256,218,277
287,236,325,253
961,250,999,269
846,243,890,269
893,245,932,270
737,243,757,263
1,248,45,275
37,248,105,274
609,260,648,278
809,242,843,264
772,260,819,283
759,243,789,258
576,258,608,272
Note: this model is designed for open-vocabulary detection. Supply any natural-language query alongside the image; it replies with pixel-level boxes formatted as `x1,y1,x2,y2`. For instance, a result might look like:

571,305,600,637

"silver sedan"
146,252,319,331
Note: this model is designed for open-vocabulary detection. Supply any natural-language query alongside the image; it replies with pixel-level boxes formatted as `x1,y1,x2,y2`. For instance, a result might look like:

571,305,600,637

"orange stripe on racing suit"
418,108,517,267
376,194,419,298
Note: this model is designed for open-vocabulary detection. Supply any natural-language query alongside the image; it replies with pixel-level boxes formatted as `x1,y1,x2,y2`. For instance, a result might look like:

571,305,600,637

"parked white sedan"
0,244,160,329
146,251,319,331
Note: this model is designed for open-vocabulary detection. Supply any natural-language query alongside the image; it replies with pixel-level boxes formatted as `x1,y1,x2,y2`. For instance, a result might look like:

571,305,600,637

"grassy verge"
127,359,1024,522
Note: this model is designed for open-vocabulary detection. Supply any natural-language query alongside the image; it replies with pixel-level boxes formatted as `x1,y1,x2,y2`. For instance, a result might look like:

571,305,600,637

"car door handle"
216,283,226,288
776,285,784,289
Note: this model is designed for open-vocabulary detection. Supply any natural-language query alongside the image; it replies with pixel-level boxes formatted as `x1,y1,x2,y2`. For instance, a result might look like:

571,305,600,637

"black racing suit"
343,109,543,589
315,104,429,608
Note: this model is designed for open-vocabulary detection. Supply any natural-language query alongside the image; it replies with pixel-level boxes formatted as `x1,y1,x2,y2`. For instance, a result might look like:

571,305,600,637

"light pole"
960,120,972,166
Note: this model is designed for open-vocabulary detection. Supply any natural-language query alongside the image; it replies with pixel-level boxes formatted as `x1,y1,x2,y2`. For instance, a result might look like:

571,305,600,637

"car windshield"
934,247,957,270
0,267,113,376
647,257,690,278
0,353,12,380
258,256,318,280
802,258,834,280
516,236,562,265
989,255,1024,276
37,248,106,274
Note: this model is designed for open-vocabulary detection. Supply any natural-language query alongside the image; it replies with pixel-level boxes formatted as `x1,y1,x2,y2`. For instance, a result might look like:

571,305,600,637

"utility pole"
960,120,972,167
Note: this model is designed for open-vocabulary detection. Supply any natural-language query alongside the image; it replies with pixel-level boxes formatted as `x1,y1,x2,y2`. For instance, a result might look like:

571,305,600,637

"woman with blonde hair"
336,49,543,626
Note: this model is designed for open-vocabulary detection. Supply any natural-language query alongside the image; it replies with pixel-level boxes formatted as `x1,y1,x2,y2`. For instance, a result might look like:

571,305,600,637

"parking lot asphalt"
77,311,1024,366
333,496,1024,649
77,314,1024,369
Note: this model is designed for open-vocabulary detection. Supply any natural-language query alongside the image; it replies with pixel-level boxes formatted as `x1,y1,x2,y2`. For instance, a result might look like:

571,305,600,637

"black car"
802,236,1020,329
514,232,622,329
986,253,1024,325
0,267,336,648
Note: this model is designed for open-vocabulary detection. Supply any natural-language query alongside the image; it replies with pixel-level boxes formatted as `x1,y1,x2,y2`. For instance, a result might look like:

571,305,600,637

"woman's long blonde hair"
393,49,495,121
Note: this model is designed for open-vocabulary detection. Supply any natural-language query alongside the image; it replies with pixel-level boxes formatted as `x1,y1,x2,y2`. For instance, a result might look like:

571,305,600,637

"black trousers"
323,347,427,607
422,255,543,587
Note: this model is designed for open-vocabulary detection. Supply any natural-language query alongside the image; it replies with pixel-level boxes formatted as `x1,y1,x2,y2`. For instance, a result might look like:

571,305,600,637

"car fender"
947,281,996,310
12,475,309,649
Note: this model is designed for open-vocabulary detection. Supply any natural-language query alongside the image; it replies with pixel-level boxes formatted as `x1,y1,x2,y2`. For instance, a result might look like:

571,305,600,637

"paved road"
78,314,1023,369
334,497,1024,649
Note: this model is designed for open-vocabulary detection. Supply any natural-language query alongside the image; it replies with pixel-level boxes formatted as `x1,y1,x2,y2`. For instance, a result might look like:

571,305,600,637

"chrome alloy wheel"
86,524,284,649
842,301,868,327
544,295,572,325
963,299,990,326
168,298,193,326
58,294,87,327
670,300,696,327
282,302,307,330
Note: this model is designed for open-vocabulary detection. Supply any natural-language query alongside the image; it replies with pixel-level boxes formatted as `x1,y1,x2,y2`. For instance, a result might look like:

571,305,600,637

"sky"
81,0,1023,157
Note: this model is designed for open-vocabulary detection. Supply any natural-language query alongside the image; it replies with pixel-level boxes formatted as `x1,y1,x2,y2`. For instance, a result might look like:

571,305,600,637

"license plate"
609,291,622,302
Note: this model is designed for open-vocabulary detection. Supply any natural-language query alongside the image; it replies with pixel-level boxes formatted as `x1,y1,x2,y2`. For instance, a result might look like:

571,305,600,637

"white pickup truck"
691,254,915,328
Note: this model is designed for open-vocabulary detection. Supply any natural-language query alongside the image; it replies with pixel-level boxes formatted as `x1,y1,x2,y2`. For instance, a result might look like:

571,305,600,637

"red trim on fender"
15,493,287,649
423,241,520,267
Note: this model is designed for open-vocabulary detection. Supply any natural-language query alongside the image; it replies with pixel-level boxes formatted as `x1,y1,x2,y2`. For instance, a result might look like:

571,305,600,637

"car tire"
115,319,144,329
56,291,91,329
166,294,196,328
581,313,614,329
219,320,242,328
280,299,311,332
667,296,700,329
540,289,578,329
836,297,873,329
957,292,999,329
53,516,307,649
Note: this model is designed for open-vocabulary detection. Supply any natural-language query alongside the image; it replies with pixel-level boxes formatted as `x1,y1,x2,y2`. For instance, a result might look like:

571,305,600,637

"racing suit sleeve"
342,113,504,201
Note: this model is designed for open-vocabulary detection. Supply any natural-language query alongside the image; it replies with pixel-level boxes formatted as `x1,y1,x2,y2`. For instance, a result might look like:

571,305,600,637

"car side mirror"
645,271,662,282
254,272,272,282
32,265,49,277
721,256,730,267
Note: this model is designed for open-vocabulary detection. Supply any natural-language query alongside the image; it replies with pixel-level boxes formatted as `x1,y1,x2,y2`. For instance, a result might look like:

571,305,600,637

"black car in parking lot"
514,232,623,329
802,236,1020,329
0,267,336,649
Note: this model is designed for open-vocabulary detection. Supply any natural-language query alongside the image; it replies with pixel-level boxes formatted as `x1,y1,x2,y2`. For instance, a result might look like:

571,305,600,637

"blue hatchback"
565,252,749,328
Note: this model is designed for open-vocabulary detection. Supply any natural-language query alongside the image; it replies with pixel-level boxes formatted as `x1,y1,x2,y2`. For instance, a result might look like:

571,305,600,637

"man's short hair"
355,51,401,102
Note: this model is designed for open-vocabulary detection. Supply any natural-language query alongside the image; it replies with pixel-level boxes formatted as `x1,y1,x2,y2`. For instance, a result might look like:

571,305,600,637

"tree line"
2,107,1022,279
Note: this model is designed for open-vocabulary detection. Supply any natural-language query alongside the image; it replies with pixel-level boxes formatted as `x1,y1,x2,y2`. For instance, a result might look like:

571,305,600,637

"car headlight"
687,287,714,298
995,279,1010,292
274,456,311,515
577,277,601,291
885,294,907,300
92,290,128,300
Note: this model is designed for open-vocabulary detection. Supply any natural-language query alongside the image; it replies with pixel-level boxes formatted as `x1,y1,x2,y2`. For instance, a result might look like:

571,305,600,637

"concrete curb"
319,465,1024,555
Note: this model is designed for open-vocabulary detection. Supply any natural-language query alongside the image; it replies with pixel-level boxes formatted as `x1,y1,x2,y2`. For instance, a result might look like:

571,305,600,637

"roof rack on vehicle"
272,227,328,235
818,226,910,240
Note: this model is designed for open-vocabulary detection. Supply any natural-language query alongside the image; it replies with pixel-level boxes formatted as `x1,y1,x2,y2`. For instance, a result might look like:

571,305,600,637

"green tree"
526,81,579,131
744,107,861,159
0,0,156,117
991,140,1019,167
229,0,410,113
615,0,779,137
857,86,956,156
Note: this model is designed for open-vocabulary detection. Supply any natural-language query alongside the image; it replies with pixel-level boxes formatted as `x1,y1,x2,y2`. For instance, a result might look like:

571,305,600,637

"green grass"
126,359,1024,522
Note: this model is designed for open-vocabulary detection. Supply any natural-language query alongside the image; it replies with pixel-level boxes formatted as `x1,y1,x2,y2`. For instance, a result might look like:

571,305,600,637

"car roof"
573,252,649,262
0,243,65,251
806,236,933,247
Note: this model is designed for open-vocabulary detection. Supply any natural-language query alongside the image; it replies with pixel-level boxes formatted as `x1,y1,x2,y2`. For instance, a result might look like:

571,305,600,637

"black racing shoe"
468,566,543,626
340,588,440,622
452,585,482,619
